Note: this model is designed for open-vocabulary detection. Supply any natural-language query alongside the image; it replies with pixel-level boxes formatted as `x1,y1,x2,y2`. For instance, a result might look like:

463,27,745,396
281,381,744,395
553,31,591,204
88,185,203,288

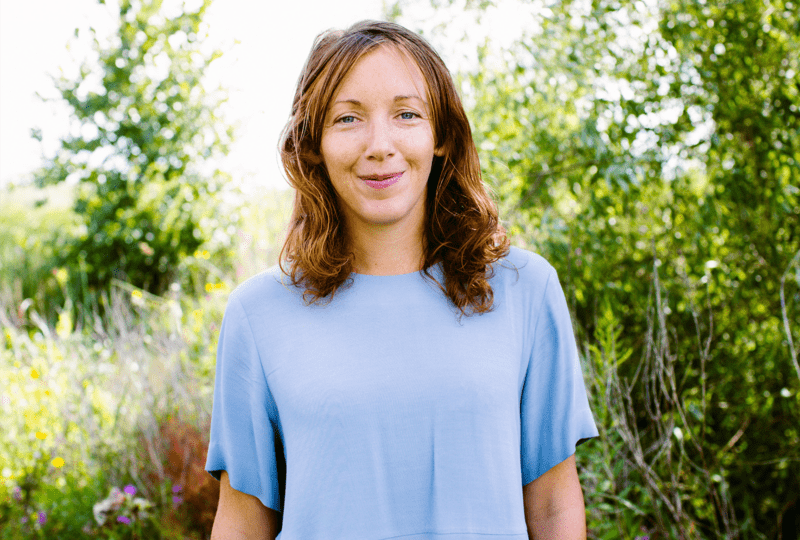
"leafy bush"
0,183,82,325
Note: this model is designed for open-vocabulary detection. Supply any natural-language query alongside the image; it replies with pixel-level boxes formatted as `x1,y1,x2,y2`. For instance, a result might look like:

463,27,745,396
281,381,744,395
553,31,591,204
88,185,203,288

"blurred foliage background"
1,0,798,538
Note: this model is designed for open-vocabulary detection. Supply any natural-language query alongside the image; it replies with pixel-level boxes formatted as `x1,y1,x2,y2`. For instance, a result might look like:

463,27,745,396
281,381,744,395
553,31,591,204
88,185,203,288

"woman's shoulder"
497,245,557,283
226,264,302,312
496,246,569,322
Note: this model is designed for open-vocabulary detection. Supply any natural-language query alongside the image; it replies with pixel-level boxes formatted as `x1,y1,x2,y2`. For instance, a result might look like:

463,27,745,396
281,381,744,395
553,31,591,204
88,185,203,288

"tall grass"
0,184,293,538
578,256,743,539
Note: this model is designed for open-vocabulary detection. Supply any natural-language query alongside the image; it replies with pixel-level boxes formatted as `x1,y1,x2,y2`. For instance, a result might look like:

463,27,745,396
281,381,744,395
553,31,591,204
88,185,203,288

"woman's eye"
337,115,356,124
399,111,419,120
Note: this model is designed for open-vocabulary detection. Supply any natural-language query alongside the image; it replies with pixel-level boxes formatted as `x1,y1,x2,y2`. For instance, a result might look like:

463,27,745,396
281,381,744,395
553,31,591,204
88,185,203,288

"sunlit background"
0,0,696,195
0,0,392,192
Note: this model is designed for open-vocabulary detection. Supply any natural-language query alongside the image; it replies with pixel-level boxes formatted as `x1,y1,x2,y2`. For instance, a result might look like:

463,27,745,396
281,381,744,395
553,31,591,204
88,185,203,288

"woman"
206,20,598,540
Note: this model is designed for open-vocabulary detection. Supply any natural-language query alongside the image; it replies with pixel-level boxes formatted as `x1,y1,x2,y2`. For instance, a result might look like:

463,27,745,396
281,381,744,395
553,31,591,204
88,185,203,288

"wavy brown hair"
277,20,513,320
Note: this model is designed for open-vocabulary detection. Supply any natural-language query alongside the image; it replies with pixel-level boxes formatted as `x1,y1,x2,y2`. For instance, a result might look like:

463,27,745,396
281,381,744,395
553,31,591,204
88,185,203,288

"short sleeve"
205,293,285,513
520,265,599,486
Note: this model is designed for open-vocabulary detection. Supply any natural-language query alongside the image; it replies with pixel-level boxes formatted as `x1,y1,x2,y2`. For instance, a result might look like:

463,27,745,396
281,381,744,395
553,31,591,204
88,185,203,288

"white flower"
132,497,153,516
92,487,126,525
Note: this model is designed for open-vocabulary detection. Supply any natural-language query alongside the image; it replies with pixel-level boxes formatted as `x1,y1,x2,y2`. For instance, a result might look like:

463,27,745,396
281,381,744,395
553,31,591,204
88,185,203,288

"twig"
721,417,751,453
779,249,800,384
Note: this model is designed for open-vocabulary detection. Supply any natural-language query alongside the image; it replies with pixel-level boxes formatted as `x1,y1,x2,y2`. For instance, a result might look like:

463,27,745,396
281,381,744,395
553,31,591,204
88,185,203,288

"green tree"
35,0,233,300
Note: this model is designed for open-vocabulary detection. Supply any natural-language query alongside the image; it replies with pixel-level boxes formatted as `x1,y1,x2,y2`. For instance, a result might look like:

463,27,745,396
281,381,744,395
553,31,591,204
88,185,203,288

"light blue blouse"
205,245,599,539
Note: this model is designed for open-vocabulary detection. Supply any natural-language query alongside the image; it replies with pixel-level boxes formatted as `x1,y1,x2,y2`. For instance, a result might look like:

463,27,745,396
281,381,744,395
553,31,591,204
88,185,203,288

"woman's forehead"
328,44,432,105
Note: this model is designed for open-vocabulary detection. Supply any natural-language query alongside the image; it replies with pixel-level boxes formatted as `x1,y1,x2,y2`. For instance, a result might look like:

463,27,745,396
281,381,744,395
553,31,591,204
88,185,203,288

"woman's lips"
360,172,403,189
360,172,403,181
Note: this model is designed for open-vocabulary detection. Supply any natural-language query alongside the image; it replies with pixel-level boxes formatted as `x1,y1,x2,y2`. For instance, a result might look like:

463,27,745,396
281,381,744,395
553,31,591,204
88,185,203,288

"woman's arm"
210,471,281,540
522,454,587,540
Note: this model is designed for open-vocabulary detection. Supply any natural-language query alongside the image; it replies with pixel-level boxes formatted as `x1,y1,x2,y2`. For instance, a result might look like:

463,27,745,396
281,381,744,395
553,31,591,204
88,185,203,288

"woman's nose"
365,119,395,160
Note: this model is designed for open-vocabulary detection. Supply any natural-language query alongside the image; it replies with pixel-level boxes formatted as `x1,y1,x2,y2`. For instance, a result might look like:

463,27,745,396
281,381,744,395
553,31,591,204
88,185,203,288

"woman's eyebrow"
332,98,363,106
331,95,428,106
394,94,424,102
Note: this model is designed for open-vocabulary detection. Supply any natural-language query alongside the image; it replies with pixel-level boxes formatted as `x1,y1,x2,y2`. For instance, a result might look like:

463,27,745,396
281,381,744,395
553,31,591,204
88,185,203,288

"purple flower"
172,496,183,506
12,487,21,501
123,485,136,496
117,515,131,525
172,484,183,493
38,512,47,525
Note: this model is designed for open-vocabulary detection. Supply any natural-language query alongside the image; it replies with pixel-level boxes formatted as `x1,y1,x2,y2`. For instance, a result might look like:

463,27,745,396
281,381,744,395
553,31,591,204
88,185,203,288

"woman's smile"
359,172,404,190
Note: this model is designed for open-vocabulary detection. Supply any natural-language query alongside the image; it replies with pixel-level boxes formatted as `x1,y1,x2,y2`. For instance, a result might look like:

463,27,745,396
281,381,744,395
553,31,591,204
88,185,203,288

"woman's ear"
434,145,445,157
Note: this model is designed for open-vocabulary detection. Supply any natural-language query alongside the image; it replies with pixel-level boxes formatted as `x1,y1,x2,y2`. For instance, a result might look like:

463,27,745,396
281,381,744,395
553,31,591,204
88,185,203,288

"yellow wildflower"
55,268,68,286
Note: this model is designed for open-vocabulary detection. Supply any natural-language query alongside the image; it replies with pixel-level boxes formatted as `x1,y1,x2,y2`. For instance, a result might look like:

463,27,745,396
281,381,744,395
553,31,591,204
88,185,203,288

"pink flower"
38,512,47,525
139,242,154,256
172,496,183,506
172,484,182,493
123,485,136,496
117,515,131,525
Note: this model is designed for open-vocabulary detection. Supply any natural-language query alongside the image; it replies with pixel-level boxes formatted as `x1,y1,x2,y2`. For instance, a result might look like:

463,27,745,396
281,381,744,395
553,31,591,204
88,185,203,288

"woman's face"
320,45,444,236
